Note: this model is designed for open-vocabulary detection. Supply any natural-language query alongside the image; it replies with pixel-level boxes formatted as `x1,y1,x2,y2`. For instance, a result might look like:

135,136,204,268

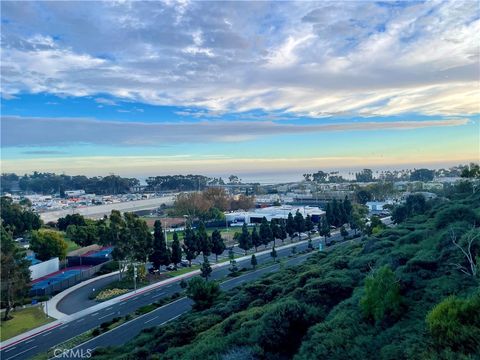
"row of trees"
0,172,139,195
301,164,479,184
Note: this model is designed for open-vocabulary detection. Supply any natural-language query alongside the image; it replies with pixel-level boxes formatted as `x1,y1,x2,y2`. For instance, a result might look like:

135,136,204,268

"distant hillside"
94,191,480,360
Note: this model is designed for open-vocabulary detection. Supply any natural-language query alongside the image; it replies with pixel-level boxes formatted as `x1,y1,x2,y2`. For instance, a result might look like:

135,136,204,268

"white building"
65,190,86,197
225,205,325,224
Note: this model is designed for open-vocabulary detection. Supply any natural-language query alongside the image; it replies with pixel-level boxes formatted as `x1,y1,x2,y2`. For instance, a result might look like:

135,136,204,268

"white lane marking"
5,345,37,360
42,331,52,337
105,307,113,311
25,339,36,344
91,312,99,316
152,292,165,299
4,346,16,352
98,312,115,320
59,324,69,329
76,318,85,323
144,316,159,324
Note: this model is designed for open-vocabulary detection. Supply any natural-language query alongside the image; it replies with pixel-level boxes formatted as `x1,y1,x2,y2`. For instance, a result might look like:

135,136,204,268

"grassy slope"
94,192,480,360
0,306,54,341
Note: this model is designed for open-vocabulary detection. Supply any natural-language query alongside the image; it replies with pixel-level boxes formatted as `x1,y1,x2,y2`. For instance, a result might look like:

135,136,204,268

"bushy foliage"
360,265,402,323
93,191,480,360
426,293,480,353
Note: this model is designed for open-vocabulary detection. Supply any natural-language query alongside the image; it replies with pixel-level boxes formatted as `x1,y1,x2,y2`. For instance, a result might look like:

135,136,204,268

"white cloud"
1,1,478,117
1,116,470,148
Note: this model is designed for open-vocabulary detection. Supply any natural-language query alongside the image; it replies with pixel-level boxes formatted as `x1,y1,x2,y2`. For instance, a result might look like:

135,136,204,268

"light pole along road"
1,232,348,360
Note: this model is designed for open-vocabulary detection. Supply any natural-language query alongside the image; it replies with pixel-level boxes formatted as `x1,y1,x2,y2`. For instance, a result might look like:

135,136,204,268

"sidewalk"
0,233,331,349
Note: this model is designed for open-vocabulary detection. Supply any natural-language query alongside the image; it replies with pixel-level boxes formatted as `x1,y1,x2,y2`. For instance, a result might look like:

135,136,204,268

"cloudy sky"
1,1,479,181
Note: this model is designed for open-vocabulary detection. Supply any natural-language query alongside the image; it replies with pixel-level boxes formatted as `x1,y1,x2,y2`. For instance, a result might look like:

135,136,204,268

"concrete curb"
46,271,121,320
1,232,338,350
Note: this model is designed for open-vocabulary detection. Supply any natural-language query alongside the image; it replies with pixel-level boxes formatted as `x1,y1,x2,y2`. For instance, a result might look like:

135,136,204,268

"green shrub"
426,293,480,353
360,265,402,323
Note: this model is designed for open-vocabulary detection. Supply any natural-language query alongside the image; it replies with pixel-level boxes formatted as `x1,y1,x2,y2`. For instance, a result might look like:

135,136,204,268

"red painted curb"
0,322,63,350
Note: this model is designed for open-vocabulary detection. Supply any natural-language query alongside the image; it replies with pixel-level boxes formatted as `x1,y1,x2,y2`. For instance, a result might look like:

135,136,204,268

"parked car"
166,264,176,271
180,259,190,267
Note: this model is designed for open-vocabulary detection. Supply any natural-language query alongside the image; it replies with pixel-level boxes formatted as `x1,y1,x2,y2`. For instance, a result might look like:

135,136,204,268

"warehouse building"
225,205,325,224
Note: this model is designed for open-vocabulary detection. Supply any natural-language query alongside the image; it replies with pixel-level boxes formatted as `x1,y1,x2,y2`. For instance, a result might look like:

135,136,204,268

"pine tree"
278,218,287,244
197,222,212,257
294,210,305,238
238,223,252,255
305,214,314,238
200,256,212,280
251,226,262,252
149,220,170,271
319,216,331,243
182,223,198,266
286,212,295,239
259,217,273,248
211,229,225,262
171,231,182,268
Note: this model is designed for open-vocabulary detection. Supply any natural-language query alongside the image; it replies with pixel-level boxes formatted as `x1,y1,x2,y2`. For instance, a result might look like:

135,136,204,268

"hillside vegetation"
94,191,480,360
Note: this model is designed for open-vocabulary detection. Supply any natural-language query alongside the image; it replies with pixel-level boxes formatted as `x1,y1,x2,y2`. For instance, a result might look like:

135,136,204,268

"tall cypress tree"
171,231,182,268
182,223,198,266
259,217,273,248
286,212,295,239
294,210,305,235
251,226,262,252
238,222,252,255
197,222,212,257
149,220,170,271
211,229,225,262
278,218,287,244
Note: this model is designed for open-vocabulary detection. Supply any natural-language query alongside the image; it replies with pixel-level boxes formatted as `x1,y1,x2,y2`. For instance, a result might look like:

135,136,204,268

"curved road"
0,233,344,360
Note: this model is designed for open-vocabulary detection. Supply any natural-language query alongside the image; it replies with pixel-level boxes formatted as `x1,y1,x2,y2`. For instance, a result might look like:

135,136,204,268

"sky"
1,0,479,182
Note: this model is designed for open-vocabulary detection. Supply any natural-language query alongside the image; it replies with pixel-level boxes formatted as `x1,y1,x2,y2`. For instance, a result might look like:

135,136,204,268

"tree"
305,214,314,237
342,196,353,224
355,189,372,205
30,229,68,261
171,232,182,268
460,162,480,179
319,217,331,243
197,222,212,257
228,248,238,274
449,228,479,277
270,219,279,242
312,170,328,183
1,226,31,320
360,265,401,323
238,223,252,255
259,217,273,248
200,256,212,280
340,225,349,239
355,169,373,182
294,211,305,238
57,213,86,231
149,220,170,271
278,218,288,244
251,254,257,269
66,222,99,247
286,212,295,239
426,293,480,353
410,168,435,182
183,224,198,266
251,226,262,252
186,277,221,310
270,246,277,262
1,196,42,236
211,229,225,262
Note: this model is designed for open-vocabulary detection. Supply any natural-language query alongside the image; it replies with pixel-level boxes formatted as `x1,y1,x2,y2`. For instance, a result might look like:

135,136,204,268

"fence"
29,260,112,297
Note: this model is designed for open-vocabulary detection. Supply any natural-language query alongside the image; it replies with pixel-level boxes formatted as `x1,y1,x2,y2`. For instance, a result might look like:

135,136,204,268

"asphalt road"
58,238,301,314
0,233,340,360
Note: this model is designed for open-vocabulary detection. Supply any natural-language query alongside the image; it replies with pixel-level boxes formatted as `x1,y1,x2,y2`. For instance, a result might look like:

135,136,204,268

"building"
65,190,86,197
225,205,325,224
